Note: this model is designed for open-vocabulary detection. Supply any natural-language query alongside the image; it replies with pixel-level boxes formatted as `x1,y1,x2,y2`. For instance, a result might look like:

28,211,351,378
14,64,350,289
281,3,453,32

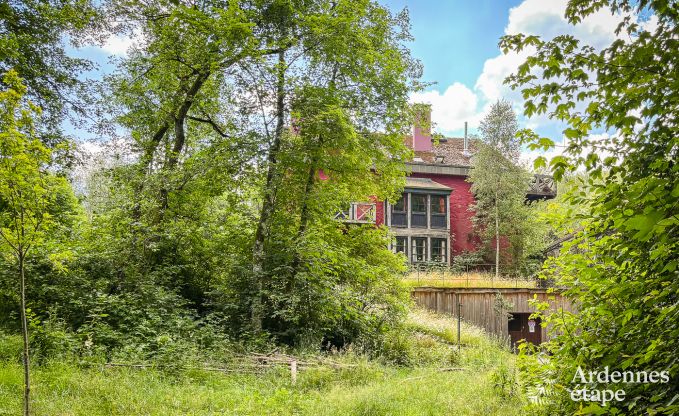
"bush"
28,311,79,363
0,332,22,363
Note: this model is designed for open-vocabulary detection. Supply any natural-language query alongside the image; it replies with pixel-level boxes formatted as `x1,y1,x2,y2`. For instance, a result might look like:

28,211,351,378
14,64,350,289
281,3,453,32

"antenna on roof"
463,121,471,157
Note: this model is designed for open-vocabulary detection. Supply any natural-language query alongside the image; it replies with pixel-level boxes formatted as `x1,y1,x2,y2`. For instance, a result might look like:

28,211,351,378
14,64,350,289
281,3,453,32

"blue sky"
384,0,522,90
375,0,649,164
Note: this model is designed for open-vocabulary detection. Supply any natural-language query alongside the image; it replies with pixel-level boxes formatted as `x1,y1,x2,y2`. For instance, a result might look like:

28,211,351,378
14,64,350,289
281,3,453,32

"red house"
342,106,557,265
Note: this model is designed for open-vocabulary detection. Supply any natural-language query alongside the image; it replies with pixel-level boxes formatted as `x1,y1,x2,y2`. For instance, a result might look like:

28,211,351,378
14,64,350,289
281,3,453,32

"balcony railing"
335,202,376,224
528,174,557,198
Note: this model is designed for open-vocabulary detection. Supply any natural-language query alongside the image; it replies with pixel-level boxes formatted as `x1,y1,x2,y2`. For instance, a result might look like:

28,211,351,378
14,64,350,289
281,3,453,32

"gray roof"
405,177,452,191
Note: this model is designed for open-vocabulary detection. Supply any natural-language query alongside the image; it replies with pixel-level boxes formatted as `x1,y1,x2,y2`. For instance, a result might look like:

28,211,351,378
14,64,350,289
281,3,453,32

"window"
395,236,407,256
411,194,427,227
393,194,406,211
412,194,426,212
391,193,407,227
431,238,447,263
430,195,447,228
412,237,427,262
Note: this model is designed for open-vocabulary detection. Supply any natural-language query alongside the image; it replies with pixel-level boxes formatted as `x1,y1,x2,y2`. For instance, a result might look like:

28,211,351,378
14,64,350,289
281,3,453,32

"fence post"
457,294,462,352
290,360,297,385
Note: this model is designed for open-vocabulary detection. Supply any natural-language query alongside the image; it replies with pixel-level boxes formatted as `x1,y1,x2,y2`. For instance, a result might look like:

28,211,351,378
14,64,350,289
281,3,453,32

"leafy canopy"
502,1,679,414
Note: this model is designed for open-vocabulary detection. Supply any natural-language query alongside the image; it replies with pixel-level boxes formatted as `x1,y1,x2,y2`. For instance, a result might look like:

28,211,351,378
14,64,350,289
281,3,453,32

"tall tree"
101,0,420,340
0,70,68,416
244,0,420,334
503,1,679,413
468,100,529,278
0,0,100,149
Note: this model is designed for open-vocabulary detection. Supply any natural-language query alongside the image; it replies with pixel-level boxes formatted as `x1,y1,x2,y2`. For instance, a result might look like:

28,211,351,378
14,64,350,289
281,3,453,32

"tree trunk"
296,164,316,238
19,250,30,416
160,71,212,214
494,192,500,279
289,158,318,278
251,49,286,331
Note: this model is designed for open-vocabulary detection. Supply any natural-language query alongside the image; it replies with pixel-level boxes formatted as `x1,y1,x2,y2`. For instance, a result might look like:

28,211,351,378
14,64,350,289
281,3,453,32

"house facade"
346,107,557,265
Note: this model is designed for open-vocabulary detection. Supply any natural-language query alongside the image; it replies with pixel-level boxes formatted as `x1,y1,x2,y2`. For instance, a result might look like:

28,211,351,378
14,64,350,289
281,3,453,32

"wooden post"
290,360,297,385
457,294,462,352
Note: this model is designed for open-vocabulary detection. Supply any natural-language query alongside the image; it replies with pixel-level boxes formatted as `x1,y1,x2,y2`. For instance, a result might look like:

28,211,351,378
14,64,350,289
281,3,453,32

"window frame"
391,193,408,227
411,237,427,263
431,238,447,263
430,195,447,229
395,236,408,256
410,194,427,228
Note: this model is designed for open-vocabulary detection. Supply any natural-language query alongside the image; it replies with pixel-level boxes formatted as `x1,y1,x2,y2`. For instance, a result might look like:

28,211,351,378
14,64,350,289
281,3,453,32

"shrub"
0,332,22,363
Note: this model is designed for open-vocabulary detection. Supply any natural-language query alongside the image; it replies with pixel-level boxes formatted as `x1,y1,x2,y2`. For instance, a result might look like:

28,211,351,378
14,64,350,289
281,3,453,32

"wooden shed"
410,287,575,347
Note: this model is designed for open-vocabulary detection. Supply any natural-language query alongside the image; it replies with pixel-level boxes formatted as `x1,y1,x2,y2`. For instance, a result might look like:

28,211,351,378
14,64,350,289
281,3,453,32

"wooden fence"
411,287,575,342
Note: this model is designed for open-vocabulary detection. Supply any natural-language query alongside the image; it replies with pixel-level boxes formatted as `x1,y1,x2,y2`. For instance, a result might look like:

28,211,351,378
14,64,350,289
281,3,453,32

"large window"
410,194,427,228
430,195,447,228
395,236,408,256
431,238,447,263
391,193,407,227
412,237,427,262
390,191,450,229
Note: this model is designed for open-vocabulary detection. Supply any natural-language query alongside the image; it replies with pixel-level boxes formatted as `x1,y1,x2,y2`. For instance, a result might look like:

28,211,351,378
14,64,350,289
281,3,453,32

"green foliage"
0,310,524,415
0,353,525,415
0,0,100,164
0,332,22,363
0,68,82,414
491,362,519,398
502,1,679,414
468,101,539,276
1,1,421,366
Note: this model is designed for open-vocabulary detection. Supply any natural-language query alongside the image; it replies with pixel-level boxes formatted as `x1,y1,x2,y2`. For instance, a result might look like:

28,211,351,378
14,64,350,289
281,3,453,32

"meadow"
0,309,525,416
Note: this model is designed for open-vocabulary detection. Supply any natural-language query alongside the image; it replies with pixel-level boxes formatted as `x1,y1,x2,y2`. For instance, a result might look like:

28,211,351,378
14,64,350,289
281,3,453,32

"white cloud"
476,0,628,104
101,34,135,56
410,82,480,134
504,0,621,48
474,48,533,103
414,0,641,144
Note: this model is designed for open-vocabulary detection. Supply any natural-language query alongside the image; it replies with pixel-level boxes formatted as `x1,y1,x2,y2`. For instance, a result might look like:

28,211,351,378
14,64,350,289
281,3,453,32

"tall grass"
402,271,539,289
0,309,525,415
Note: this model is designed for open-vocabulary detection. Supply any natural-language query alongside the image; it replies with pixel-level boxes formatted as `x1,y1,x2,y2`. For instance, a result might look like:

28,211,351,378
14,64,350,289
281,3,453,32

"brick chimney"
411,103,432,151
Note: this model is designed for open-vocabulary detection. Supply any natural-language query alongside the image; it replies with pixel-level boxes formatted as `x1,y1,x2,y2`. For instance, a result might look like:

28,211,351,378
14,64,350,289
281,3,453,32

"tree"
95,0,420,344
242,0,420,335
468,100,530,278
503,1,679,413
0,0,100,152
0,70,67,415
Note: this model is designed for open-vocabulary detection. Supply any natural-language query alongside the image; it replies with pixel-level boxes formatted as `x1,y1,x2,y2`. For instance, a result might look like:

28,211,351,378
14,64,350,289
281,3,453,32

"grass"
0,309,525,415
406,307,498,347
402,271,539,289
